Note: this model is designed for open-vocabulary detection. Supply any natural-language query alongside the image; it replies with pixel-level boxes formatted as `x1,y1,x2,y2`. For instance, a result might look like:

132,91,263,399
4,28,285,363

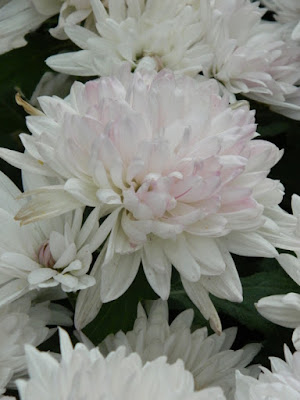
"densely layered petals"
94,300,261,399
235,371,300,400
0,295,71,397
16,328,226,400
47,0,212,76
203,1,300,119
0,172,97,305
235,342,300,400
46,0,300,119
1,69,299,331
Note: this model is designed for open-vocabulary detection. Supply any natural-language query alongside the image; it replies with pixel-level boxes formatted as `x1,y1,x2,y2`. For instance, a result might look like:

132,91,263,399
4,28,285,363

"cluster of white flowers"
2,68,300,333
0,0,300,399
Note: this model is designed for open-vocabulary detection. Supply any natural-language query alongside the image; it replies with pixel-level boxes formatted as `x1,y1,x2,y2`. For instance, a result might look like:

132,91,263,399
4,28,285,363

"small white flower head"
1,69,299,332
235,342,300,400
0,0,93,55
261,0,300,41
96,300,261,399
235,371,300,400
16,328,226,400
46,0,300,120
0,172,97,306
0,294,71,397
47,0,212,77
203,0,300,120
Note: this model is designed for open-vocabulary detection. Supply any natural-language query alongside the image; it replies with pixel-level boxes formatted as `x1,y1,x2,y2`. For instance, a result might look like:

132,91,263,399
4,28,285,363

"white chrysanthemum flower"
0,0,93,54
202,0,300,120
0,172,97,305
93,300,261,399
1,69,299,332
16,328,226,400
0,295,71,397
235,371,300,400
261,0,300,41
46,0,300,120
235,343,300,400
47,0,212,76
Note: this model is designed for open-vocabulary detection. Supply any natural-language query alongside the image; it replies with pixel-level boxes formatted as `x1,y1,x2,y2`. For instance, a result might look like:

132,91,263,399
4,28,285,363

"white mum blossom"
16,328,226,400
202,0,300,120
0,172,97,305
235,343,300,400
261,0,300,41
1,69,299,332
0,0,93,54
94,300,261,399
46,0,300,119
47,0,213,77
0,295,71,397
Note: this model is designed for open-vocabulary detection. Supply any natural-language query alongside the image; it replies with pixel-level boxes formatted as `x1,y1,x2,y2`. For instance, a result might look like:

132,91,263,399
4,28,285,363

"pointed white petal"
201,240,243,302
74,250,104,330
142,249,171,300
100,251,141,302
223,231,278,257
181,278,222,334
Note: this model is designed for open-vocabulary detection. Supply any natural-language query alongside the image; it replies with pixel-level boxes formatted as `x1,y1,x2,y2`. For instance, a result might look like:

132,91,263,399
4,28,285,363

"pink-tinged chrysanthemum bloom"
0,172,97,306
1,69,300,332
16,328,226,400
261,0,300,41
235,342,300,400
0,0,93,55
46,0,300,120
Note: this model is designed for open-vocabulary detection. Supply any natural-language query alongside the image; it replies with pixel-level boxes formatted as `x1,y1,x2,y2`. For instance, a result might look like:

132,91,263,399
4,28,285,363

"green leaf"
212,269,300,334
83,268,158,345
257,121,291,137
213,268,300,365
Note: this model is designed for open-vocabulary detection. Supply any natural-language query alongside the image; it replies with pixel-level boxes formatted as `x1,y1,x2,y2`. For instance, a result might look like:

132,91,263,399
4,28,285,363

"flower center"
38,240,55,268
136,55,164,72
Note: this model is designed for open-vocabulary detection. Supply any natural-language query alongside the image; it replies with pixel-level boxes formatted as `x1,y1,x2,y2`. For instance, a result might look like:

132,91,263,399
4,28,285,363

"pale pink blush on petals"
1,69,298,331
